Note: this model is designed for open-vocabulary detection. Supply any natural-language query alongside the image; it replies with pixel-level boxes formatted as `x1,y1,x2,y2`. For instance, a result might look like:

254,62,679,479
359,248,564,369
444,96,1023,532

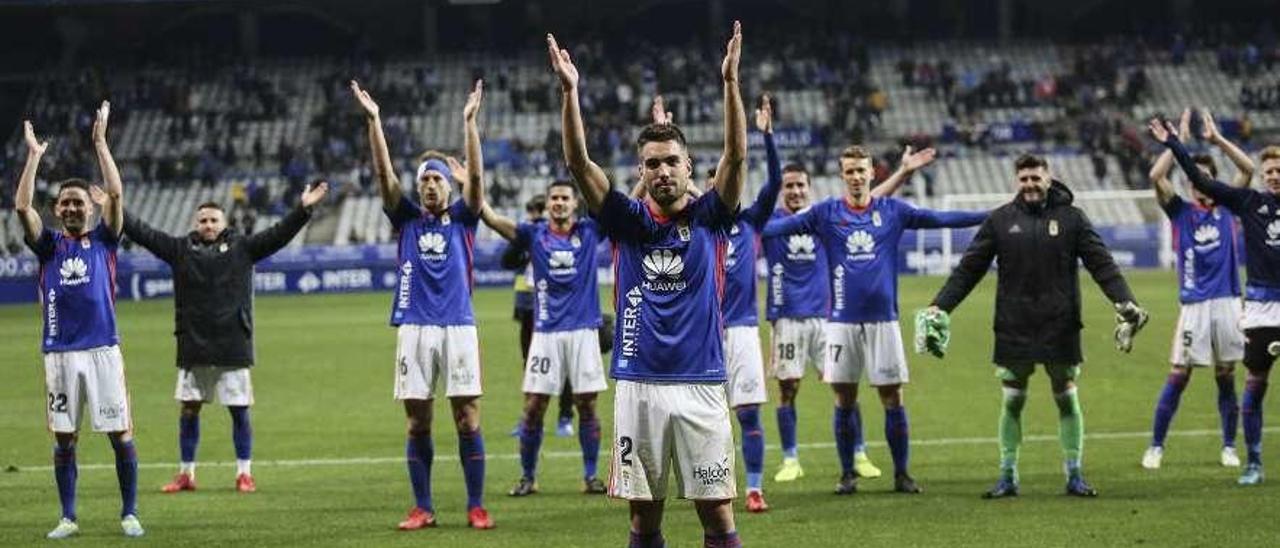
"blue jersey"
386,197,479,326
764,196,986,324
1163,195,1241,304
517,218,603,332
722,134,782,327
28,222,121,353
599,189,736,382
763,207,829,322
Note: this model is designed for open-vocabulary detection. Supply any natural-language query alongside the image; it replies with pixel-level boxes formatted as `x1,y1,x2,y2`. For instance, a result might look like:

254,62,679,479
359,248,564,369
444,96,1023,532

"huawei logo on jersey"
59,257,90,286
641,249,687,292
548,249,578,276
845,230,875,260
786,234,817,261
1193,223,1222,252
417,232,448,260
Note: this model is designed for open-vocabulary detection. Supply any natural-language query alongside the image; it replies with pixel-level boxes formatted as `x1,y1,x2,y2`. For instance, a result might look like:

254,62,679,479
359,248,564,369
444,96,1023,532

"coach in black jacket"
123,181,327,494
927,154,1144,499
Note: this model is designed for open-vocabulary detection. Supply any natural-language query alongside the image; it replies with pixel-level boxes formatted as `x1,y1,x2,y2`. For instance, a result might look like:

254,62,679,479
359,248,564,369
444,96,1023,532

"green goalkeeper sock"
1054,387,1084,477
999,387,1026,481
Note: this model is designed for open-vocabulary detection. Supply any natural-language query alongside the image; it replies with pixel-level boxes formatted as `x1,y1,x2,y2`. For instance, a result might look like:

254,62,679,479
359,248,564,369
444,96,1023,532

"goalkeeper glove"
1114,301,1149,353
914,307,951,358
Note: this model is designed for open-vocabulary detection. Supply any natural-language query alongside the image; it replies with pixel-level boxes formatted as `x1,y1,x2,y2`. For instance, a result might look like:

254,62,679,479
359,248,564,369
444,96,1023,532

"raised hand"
721,20,742,83
463,80,484,123
92,101,111,145
300,181,329,209
445,156,470,186
900,145,937,172
23,121,48,156
547,34,579,91
651,95,673,125
1199,109,1221,143
754,93,773,134
1148,117,1177,143
89,185,109,207
1177,108,1191,141
350,80,380,119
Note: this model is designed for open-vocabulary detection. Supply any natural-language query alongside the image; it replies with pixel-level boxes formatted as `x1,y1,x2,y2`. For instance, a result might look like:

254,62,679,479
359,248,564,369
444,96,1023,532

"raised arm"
930,217,998,312
244,181,327,261
91,101,124,238
351,81,402,211
461,80,485,214
903,206,987,229
15,121,47,243
871,146,937,198
120,206,184,264
1201,109,1255,187
1149,109,1191,207
761,207,815,238
478,202,518,241
743,95,781,227
548,34,611,214
1149,117,1252,210
710,21,747,212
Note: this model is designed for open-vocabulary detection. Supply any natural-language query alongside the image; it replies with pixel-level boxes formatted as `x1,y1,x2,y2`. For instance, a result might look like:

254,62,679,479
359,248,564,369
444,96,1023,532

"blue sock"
519,416,543,481
885,405,910,476
736,405,764,490
179,414,200,464
110,437,138,518
1216,373,1239,448
458,429,486,509
229,406,252,461
53,444,77,521
629,530,665,548
833,406,855,475
578,411,601,480
1242,379,1268,466
405,433,434,511
1151,372,1189,448
704,530,742,548
777,405,798,459
851,402,867,453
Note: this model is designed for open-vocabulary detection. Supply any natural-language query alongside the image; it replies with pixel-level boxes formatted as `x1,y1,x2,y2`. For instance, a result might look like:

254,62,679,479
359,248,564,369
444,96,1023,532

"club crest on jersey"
845,230,875,260
1193,223,1221,251
59,257,90,286
872,211,882,227
786,234,817,261
548,249,577,275
641,249,687,292
677,222,691,242
417,232,448,260
570,235,581,248
80,238,91,249
1267,220,1280,247
440,213,451,226
1048,219,1059,236
219,243,229,253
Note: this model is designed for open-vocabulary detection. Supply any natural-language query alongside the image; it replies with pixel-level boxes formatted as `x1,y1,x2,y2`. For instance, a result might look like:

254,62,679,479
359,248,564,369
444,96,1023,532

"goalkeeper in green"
920,154,1147,498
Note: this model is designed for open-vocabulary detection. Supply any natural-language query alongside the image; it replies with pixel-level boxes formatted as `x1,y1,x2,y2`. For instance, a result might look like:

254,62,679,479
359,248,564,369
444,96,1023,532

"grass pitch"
0,271,1276,547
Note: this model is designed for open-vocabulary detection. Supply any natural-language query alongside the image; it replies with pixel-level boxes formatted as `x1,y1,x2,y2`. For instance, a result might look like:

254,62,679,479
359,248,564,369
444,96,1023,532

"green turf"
0,270,1276,546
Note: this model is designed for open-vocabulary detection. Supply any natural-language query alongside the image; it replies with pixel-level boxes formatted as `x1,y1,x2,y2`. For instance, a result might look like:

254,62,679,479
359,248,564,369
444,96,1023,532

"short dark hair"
196,201,224,212
840,145,871,162
1014,154,1049,171
55,178,91,200
546,179,577,195
636,123,687,149
782,163,809,179
1192,154,1219,178
525,194,546,214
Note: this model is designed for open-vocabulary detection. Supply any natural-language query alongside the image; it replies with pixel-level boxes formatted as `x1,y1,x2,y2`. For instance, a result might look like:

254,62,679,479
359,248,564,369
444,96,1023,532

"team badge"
872,211,882,227
1048,219,1059,236
677,222,691,242
571,235,581,248
219,243,229,253
80,238,91,249
441,213,451,226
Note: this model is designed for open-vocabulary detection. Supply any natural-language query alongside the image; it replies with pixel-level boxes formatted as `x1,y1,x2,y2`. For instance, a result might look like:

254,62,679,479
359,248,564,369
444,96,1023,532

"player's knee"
107,430,133,444
54,432,78,448
876,384,902,408
778,380,799,404
179,401,202,417
1214,363,1235,377
573,395,597,418
693,499,735,534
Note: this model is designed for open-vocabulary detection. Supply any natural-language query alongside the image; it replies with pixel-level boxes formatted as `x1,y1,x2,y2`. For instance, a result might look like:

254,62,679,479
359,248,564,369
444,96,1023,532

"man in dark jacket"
123,181,327,494
925,154,1147,498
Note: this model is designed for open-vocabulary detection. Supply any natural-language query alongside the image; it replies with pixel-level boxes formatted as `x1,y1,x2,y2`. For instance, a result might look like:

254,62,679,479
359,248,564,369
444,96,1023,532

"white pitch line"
11,427,1276,472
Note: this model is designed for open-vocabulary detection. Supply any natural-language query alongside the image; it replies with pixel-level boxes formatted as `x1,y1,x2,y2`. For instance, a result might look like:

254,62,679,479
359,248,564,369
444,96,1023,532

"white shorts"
609,380,737,501
1170,297,1245,366
523,328,608,396
724,325,767,407
1241,300,1280,329
394,325,483,400
44,345,132,433
175,367,255,406
823,321,909,386
771,317,826,380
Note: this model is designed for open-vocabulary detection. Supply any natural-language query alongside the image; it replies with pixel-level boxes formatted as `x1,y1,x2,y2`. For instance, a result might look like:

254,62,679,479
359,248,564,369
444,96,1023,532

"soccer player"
549,21,747,547
477,180,608,496
1151,116,1280,486
767,146,935,484
122,177,327,494
16,105,143,538
352,79,494,528
925,153,1147,498
762,145,983,495
1142,109,1253,470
